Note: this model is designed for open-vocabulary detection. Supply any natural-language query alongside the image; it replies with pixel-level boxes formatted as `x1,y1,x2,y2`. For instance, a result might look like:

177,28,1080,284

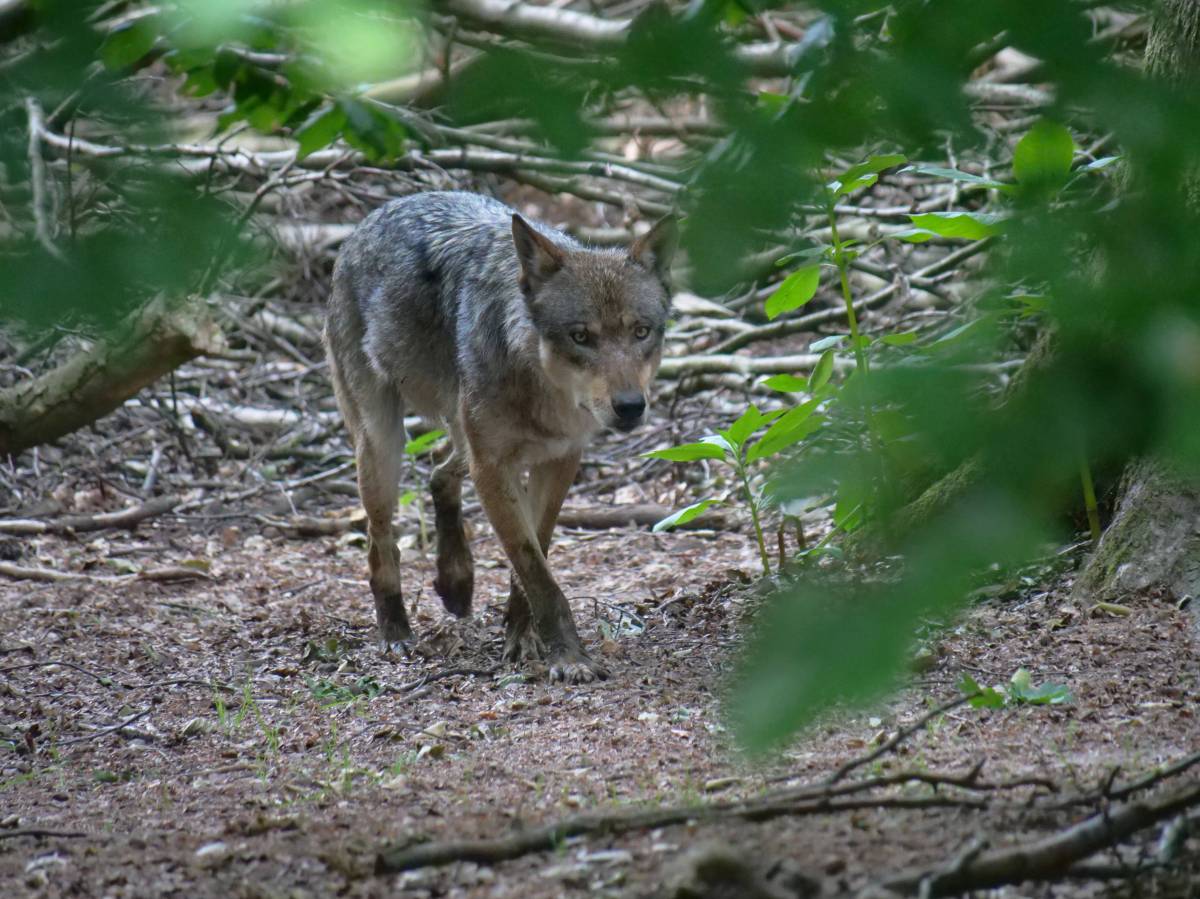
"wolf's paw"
374,593,413,656
548,650,608,685
433,563,474,618
503,624,546,664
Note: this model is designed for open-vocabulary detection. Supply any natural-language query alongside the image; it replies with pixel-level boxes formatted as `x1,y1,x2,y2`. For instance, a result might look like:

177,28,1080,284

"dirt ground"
2,475,1198,897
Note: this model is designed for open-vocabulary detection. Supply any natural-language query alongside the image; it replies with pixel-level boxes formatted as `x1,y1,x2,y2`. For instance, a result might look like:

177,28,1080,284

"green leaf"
722,405,783,450
908,212,1003,240
834,173,878,196
100,18,158,71
891,228,937,243
404,429,445,456
339,98,406,162
1007,667,1072,705
1010,294,1048,317
829,154,907,195
181,66,219,98
881,330,919,347
1012,120,1075,189
295,103,346,159
808,349,835,392
761,374,808,393
644,441,728,462
899,164,1006,188
398,490,417,506
747,400,825,462
929,318,986,349
756,90,788,113
809,334,846,352
968,686,1007,709
1082,155,1120,172
765,264,821,320
652,499,719,533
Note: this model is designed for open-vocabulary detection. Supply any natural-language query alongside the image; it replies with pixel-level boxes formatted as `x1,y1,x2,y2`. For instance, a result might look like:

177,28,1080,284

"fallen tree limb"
0,298,224,457
434,0,807,78
0,561,209,583
270,503,733,538
557,503,731,530
375,794,985,875
0,494,181,535
877,779,1200,896
658,352,853,378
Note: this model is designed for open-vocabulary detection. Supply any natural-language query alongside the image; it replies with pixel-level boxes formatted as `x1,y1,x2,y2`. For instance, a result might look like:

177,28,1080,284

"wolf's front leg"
472,455,607,684
502,452,583,666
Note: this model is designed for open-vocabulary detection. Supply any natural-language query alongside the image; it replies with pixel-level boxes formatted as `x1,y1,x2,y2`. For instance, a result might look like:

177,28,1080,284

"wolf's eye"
634,325,651,340
570,329,590,346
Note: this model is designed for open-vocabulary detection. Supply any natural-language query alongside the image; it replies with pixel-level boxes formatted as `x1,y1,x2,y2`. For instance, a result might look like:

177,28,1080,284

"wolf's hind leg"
431,440,473,618
356,401,411,653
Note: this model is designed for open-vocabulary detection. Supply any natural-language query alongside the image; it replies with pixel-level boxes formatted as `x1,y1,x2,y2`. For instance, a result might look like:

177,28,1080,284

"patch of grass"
305,674,383,707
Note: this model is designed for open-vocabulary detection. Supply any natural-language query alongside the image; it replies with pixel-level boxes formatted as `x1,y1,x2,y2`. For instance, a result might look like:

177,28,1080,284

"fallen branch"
827,695,972,785
558,503,730,531
877,779,1200,896
55,708,152,746
25,97,64,260
270,503,734,538
375,794,984,875
658,352,852,379
0,298,224,457
0,494,180,535
0,561,209,584
711,238,995,355
0,829,90,841
435,0,807,77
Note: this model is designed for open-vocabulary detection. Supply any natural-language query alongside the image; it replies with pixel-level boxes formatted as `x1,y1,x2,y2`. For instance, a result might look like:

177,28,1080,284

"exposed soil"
2,472,1198,897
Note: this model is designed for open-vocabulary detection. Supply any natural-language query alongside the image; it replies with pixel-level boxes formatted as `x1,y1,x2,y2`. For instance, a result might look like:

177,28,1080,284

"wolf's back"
325,191,570,414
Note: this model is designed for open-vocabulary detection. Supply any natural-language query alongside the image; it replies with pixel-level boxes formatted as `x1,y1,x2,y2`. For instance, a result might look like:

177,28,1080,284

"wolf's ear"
629,214,679,282
512,214,566,296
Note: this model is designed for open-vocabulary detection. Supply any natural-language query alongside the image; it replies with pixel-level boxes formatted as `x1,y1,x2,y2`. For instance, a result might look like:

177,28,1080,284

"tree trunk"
1075,0,1200,611
1074,459,1200,604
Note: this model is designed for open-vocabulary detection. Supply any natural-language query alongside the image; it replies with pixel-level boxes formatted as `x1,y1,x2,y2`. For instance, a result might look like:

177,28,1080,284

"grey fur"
325,190,676,682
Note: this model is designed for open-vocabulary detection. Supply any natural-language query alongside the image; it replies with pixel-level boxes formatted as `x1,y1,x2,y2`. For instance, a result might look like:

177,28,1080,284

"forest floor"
1,469,1198,897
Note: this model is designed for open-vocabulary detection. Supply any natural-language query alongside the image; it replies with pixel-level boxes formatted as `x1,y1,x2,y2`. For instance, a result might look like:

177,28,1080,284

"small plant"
306,674,383,707
960,670,1072,708
645,396,828,573
401,428,445,550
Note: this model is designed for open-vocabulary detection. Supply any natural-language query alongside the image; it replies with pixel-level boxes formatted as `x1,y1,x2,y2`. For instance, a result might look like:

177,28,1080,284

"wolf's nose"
612,391,646,422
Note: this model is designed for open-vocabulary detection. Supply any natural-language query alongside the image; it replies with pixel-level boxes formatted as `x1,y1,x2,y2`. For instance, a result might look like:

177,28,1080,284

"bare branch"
435,0,807,77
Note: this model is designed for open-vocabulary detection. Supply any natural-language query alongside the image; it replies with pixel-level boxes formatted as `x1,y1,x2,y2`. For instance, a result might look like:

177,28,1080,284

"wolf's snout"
612,391,646,430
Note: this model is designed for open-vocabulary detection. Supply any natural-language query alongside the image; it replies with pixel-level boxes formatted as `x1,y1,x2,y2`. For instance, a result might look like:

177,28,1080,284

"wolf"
324,191,676,683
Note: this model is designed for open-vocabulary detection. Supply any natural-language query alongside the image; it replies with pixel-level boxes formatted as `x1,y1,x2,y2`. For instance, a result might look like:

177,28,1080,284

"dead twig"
55,708,151,746
0,828,90,840
827,694,972,785
24,97,65,261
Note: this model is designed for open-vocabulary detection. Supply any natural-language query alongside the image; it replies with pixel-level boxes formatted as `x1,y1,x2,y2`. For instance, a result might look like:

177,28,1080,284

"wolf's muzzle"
612,391,646,431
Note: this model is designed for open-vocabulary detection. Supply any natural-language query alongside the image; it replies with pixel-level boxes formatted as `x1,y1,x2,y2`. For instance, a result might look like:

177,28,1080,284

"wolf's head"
512,214,677,433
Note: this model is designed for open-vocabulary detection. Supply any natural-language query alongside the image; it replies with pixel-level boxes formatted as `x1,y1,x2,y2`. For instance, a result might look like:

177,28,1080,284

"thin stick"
827,694,971,785
24,97,65,261
56,708,151,746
